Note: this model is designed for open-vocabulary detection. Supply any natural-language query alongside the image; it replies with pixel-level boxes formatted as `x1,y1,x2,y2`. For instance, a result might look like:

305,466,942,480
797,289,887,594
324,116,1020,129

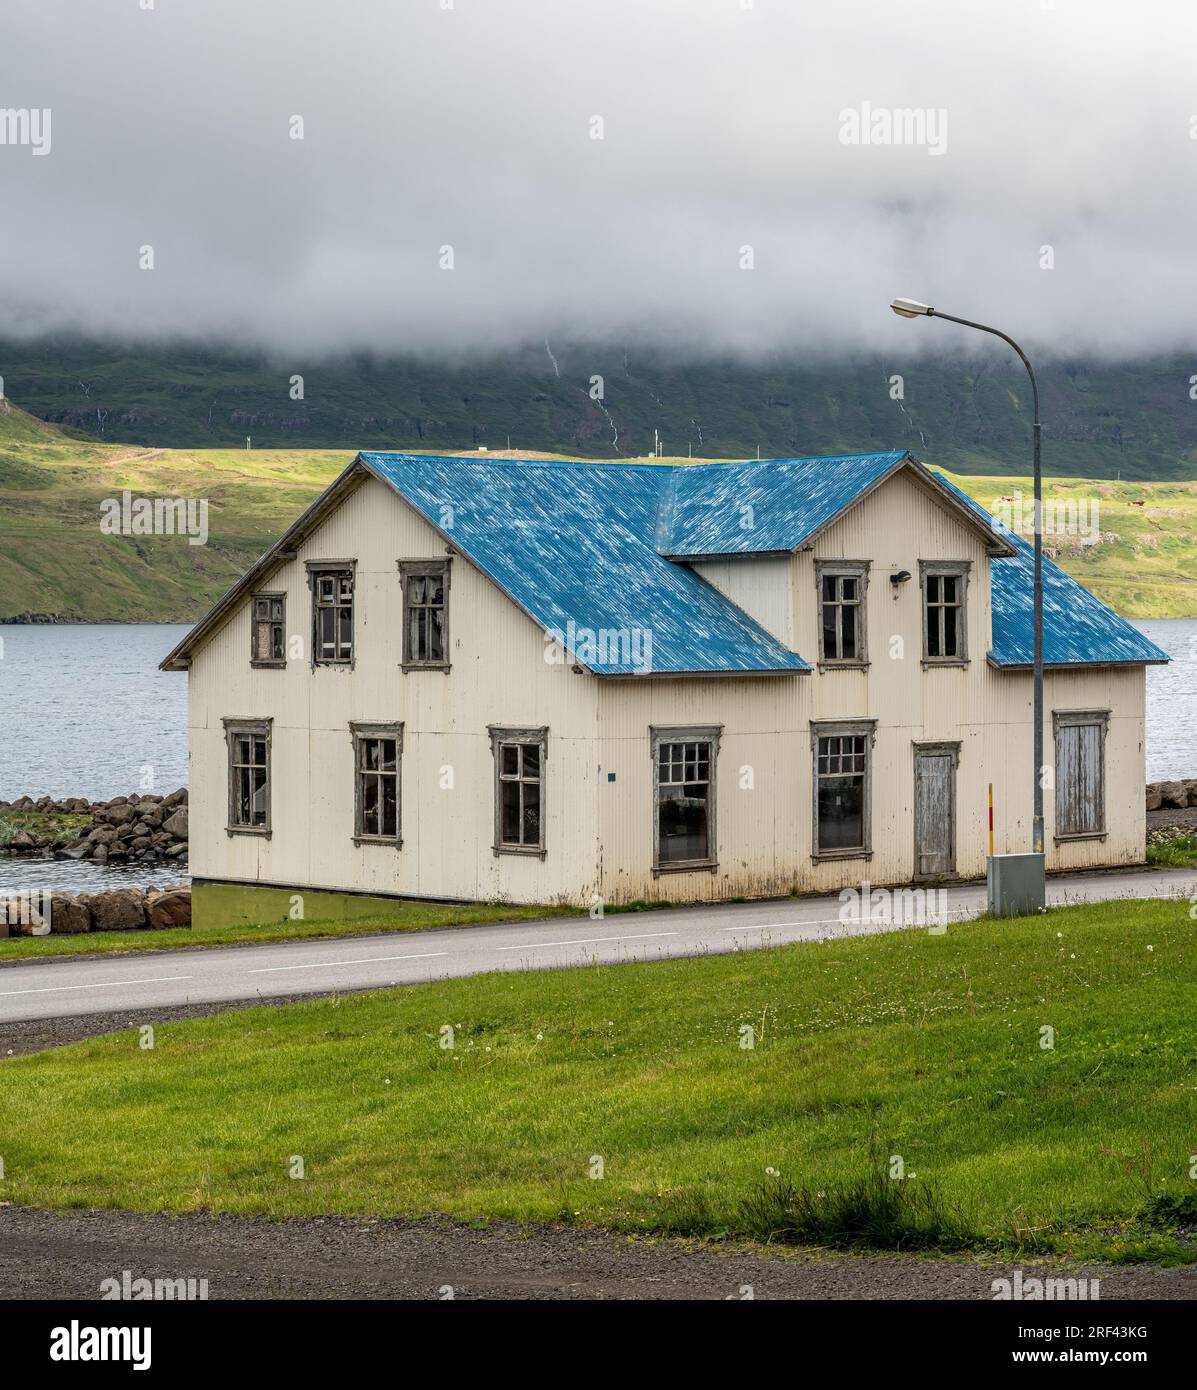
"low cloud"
0,0,1193,361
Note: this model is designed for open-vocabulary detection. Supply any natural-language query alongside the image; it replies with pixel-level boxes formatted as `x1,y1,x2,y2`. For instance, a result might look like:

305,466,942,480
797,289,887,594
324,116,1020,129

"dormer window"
816,560,869,668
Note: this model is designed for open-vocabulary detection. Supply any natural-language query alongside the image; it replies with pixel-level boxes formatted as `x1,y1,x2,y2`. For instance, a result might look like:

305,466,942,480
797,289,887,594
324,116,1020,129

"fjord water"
0,620,1194,893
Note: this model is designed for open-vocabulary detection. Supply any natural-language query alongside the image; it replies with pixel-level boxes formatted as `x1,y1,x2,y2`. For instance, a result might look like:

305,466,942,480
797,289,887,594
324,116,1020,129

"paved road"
0,866,1191,1024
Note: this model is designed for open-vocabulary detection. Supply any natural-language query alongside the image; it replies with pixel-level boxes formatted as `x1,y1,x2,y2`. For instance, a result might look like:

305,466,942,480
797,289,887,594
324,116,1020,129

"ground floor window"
651,725,721,872
489,726,547,856
1053,710,1108,839
351,722,403,844
811,719,875,858
224,718,272,833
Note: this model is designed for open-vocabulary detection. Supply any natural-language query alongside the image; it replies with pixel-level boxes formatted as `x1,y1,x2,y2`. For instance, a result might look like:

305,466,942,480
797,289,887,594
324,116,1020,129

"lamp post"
889,298,1046,879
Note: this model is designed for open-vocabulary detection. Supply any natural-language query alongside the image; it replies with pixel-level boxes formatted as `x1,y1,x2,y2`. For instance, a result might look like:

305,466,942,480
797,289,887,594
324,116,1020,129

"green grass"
0,898,577,959
1146,831,1197,870
0,808,92,849
1,898,1194,1262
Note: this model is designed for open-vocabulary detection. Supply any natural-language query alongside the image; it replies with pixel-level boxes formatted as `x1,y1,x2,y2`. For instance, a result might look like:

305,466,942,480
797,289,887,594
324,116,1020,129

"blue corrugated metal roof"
656,452,908,556
360,453,809,675
357,452,1166,676
934,474,1169,668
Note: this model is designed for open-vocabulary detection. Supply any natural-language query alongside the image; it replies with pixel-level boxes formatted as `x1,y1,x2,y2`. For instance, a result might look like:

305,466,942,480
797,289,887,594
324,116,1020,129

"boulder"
130,836,154,852
88,888,147,932
1146,784,1164,811
165,843,188,859
9,830,36,851
102,804,137,827
1186,779,1197,808
1159,781,1188,810
91,843,109,865
161,788,188,810
49,894,91,934
88,825,118,844
146,888,191,930
162,807,189,839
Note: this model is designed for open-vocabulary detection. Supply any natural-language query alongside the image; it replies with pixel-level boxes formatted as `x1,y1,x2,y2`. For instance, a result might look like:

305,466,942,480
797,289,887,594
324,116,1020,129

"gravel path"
1,1205,1194,1301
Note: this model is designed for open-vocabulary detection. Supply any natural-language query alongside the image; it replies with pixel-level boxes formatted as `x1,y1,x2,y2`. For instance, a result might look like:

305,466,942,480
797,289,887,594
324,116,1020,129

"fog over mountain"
1,0,1194,361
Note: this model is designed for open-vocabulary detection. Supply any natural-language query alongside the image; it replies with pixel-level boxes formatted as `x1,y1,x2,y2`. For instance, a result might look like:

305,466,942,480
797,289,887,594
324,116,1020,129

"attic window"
816,561,869,667
250,593,286,668
399,559,451,671
307,562,355,666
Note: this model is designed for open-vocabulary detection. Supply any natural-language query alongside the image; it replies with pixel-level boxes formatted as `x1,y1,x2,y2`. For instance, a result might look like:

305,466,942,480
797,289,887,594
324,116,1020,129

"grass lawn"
0,899,578,960
1147,831,1197,870
1,898,1194,1262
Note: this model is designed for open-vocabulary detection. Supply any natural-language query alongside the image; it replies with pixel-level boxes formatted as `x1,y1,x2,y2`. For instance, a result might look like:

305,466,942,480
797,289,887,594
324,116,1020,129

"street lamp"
889,298,1046,895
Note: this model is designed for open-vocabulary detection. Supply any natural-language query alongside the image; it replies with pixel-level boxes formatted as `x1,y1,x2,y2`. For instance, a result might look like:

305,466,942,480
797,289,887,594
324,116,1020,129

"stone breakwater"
0,788,188,867
0,884,191,937
1146,780,1197,811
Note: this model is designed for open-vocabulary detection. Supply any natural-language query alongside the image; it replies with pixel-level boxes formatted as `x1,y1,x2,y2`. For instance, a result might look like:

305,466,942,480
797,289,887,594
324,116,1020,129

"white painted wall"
186,465,1147,909
188,476,600,906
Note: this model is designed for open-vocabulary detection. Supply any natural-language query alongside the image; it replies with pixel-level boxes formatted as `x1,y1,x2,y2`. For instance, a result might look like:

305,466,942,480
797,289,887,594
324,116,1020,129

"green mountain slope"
3,339,1197,480
0,421,1194,621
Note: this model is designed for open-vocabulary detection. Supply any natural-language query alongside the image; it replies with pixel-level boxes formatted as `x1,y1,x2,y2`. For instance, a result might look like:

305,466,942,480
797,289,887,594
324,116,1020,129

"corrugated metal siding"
596,469,1147,903
189,478,601,906
689,556,794,646
188,463,1148,910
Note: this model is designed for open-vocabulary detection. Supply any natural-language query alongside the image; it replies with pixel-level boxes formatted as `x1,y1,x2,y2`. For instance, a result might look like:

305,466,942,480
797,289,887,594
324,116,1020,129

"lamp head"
890,297,933,319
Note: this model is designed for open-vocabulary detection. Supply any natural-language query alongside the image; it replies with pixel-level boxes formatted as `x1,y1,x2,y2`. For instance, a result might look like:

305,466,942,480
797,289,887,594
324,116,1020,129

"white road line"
247,952,449,974
496,932,680,951
0,974,194,999
721,918,845,931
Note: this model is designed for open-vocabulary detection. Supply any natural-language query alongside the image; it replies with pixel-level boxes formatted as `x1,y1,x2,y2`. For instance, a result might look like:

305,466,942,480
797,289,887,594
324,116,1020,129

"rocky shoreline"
0,884,191,938
0,788,188,868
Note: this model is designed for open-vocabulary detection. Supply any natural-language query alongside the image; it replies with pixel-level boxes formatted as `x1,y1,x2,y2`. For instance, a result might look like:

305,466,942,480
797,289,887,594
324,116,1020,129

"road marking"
0,975,193,998
721,918,845,931
496,932,680,950
247,952,449,974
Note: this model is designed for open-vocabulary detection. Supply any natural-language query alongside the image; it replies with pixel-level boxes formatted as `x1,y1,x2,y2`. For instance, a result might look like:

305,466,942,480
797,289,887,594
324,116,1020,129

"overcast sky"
1,0,1193,361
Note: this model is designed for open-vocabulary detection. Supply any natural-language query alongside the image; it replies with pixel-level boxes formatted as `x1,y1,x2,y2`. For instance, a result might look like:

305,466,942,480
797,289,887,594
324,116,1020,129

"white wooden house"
161,451,1166,924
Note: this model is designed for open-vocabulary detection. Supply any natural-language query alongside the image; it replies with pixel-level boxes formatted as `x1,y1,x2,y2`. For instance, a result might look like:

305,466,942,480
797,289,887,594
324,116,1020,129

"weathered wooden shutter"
1055,717,1105,837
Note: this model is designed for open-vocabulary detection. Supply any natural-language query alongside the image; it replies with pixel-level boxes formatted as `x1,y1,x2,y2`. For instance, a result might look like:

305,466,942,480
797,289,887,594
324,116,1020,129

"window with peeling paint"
250,593,286,667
